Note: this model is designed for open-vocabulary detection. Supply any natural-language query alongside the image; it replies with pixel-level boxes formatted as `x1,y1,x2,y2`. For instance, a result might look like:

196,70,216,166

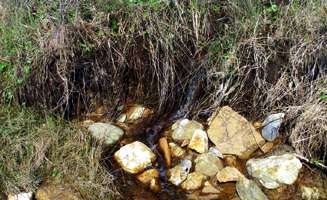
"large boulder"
194,152,223,177
168,159,192,186
236,177,268,200
171,119,203,144
246,153,302,189
114,141,156,174
88,122,124,146
207,106,265,159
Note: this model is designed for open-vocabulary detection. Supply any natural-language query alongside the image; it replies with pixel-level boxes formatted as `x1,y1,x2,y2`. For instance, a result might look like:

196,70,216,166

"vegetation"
0,0,326,198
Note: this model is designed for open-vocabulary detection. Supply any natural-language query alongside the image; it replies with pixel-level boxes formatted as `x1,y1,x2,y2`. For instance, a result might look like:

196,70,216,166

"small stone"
300,186,321,200
126,105,145,120
201,181,221,194
260,142,274,154
195,153,223,177
209,147,224,159
8,192,33,200
137,169,159,184
236,177,268,200
181,172,206,190
159,137,171,167
216,167,243,182
246,153,302,189
171,119,203,143
88,122,124,146
188,129,208,153
169,143,186,158
149,178,161,193
261,113,285,141
35,183,82,200
168,159,192,186
114,141,156,174
207,106,265,159
253,121,262,129
117,114,127,122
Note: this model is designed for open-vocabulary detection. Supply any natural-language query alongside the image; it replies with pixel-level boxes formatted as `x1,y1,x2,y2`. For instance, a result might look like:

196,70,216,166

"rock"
171,119,203,144
216,167,244,182
125,105,146,121
246,153,302,189
207,106,265,159
158,137,171,167
168,159,192,186
188,129,208,153
169,142,186,158
114,141,156,174
8,192,33,200
253,121,262,129
300,186,322,200
260,142,274,154
35,183,81,200
117,114,127,122
208,147,224,159
149,178,161,193
201,181,221,194
180,172,206,190
236,177,268,200
88,122,124,145
194,152,223,177
261,113,285,141
137,168,159,184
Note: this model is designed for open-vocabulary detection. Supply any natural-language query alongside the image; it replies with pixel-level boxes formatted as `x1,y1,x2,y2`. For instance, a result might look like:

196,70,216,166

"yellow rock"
216,167,244,182
260,142,274,153
136,169,159,184
207,106,265,159
169,142,186,158
181,172,206,190
202,181,221,194
188,129,208,153
159,137,171,167
150,178,161,193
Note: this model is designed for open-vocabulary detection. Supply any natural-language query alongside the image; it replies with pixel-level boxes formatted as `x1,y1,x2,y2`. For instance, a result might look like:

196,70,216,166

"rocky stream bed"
7,105,327,200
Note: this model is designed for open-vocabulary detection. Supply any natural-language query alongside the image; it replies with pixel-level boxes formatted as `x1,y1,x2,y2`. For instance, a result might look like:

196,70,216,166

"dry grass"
0,106,118,199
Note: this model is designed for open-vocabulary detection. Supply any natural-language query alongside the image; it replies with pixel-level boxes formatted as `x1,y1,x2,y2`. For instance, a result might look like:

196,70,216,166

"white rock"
188,129,208,153
88,122,124,145
168,159,192,186
180,172,206,190
236,177,268,200
8,192,33,200
171,119,203,143
246,153,302,189
209,147,224,159
169,142,186,158
216,166,244,182
114,141,156,174
262,113,285,141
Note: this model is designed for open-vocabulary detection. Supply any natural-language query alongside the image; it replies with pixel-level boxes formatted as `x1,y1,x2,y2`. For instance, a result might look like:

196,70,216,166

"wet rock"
168,159,192,186
137,168,159,184
194,152,223,177
35,183,81,200
118,104,152,122
188,129,208,153
114,141,156,174
246,153,302,189
136,168,161,192
169,142,186,158
300,186,323,200
181,172,206,191
207,106,265,159
88,122,124,146
261,113,285,141
8,192,33,200
201,181,221,194
159,137,171,167
236,177,268,200
260,142,274,154
208,147,224,159
171,119,203,144
216,167,243,183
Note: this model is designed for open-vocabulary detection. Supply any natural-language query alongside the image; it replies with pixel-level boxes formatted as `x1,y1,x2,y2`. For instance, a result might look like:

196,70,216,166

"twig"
295,154,327,172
